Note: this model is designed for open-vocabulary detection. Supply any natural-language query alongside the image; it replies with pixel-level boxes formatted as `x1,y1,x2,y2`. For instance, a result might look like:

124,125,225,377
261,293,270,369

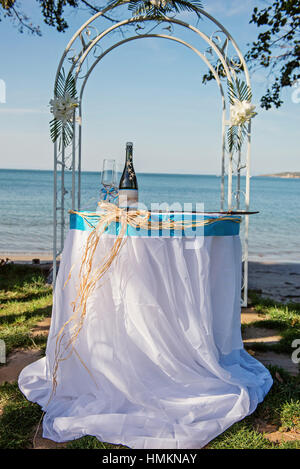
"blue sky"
0,0,299,175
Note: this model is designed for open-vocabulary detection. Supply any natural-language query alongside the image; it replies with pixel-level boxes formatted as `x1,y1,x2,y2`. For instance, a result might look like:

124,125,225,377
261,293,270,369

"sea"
0,169,299,263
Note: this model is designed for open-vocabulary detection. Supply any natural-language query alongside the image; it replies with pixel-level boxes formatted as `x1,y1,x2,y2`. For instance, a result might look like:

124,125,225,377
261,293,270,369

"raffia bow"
49,202,241,401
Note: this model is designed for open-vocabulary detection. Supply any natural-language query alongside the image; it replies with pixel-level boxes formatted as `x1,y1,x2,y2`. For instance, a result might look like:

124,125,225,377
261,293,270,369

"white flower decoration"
230,100,257,126
49,93,79,124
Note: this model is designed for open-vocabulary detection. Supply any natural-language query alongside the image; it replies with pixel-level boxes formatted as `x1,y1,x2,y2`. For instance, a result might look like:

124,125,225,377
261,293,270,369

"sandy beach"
0,252,53,262
248,261,300,303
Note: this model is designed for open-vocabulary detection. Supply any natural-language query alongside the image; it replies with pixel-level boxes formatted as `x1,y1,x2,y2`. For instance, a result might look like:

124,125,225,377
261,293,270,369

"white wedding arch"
52,3,253,306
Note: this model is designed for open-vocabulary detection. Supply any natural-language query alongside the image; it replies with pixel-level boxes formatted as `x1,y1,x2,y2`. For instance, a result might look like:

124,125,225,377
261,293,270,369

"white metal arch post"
52,5,252,306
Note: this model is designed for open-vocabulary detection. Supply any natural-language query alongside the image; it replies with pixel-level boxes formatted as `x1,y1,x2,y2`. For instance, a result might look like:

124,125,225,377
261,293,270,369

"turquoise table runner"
70,212,241,237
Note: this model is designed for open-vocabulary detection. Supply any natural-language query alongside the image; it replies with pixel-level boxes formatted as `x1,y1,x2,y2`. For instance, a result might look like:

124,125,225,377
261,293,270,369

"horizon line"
0,168,283,177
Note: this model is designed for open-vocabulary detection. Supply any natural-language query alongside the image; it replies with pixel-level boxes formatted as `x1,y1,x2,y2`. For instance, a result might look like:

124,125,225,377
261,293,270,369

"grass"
208,422,274,449
0,265,299,449
243,292,300,355
252,365,300,426
208,365,300,449
280,400,300,432
66,436,127,449
0,264,52,356
0,382,42,449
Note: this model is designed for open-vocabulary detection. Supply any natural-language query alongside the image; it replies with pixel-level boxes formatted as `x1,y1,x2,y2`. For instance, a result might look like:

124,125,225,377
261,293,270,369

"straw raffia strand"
49,201,241,404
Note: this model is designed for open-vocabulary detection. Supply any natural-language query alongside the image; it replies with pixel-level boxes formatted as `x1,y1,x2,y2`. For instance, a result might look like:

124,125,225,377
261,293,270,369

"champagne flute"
101,159,116,187
98,159,117,209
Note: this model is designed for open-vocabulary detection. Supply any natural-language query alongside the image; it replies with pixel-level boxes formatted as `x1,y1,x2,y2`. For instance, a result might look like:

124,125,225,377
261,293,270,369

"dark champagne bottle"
118,142,138,208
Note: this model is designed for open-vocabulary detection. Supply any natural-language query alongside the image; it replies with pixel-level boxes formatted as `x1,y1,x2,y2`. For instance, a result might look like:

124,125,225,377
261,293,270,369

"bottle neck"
125,145,133,162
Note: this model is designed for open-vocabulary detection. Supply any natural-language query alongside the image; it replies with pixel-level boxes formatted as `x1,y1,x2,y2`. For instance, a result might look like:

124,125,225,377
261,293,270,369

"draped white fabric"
19,230,272,449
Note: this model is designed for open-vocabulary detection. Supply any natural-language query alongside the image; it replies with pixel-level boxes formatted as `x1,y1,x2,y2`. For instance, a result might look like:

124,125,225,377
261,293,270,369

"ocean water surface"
0,169,299,262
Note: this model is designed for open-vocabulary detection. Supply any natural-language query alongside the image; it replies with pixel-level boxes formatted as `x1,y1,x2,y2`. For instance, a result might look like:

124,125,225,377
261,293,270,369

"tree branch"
80,0,120,22
10,4,41,35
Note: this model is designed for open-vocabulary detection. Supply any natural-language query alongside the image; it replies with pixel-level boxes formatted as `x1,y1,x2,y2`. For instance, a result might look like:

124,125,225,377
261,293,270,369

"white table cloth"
19,212,272,449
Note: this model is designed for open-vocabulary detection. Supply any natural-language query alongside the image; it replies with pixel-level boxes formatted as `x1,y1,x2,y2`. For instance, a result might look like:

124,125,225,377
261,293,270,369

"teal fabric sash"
70,212,241,237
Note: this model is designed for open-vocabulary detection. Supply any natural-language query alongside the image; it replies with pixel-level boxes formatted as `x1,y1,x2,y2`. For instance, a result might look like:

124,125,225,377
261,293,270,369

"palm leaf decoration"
227,124,246,154
109,0,202,20
228,78,252,104
50,68,78,148
227,78,253,153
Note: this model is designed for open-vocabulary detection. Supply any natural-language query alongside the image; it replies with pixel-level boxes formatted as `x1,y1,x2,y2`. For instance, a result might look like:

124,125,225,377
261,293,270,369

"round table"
18,211,272,449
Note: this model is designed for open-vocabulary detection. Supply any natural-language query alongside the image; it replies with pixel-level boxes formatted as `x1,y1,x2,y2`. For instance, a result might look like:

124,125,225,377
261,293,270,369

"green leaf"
227,123,248,153
228,78,252,104
127,0,202,19
227,78,252,152
54,68,77,99
50,67,78,147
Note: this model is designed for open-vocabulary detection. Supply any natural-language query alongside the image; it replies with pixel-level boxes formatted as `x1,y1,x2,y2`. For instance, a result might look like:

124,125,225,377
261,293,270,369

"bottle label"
118,189,138,208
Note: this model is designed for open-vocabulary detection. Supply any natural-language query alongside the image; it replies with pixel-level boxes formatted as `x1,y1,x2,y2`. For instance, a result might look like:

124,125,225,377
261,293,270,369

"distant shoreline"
258,172,300,179
1,168,300,178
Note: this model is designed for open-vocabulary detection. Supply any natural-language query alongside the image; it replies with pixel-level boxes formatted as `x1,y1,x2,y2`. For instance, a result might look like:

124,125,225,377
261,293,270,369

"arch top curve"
54,4,251,96
78,32,226,104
